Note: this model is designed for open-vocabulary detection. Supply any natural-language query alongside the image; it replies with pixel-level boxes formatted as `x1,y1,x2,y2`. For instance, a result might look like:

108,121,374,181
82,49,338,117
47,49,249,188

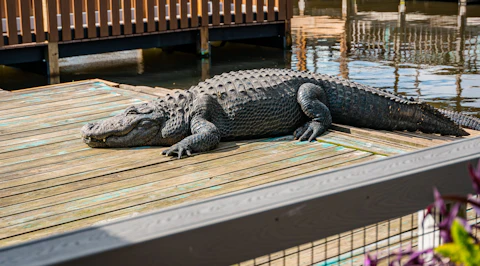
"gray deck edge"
0,136,479,266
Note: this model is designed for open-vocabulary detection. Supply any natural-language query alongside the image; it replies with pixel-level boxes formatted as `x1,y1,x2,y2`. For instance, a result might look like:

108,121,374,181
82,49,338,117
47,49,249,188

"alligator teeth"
103,138,106,142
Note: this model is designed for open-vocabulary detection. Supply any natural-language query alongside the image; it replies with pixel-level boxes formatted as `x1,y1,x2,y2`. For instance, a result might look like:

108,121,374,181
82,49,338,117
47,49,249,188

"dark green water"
0,0,479,117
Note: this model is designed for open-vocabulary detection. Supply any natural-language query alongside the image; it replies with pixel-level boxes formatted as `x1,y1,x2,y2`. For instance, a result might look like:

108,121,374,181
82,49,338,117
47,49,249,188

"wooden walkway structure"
0,0,292,75
0,80,478,262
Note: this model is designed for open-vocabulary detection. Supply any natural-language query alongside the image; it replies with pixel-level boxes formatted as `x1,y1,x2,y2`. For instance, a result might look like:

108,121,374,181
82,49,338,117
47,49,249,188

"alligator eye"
126,110,137,115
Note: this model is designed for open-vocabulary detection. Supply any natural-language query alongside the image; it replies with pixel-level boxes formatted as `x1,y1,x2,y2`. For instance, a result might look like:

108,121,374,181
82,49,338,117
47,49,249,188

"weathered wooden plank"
0,144,347,238
0,102,139,135
329,130,425,151
5,0,18,44
223,0,231,24
0,149,372,246
180,0,188,28
211,0,220,25
0,133,79,156
146,0,155,32
0,141,333,220
169,0,177,29
317,132,412,156
278,0,285,20
256,0,263,22
46,0,59,42
0,137,477,264
201,0,208,26
0,81,104,100
134,0,143,33
111,0,121,35
99,0,109,37
245,0,252,23
0,147,115,178
0,100,138,138
285,0,291,19
330,124,445,148
0,138,267,206
235,0,242,23
73,0,84,39
0,139,318,210
123,0,133,34
0,94,130,121
86,0,96,38
60,0,72,41
267,0,274,21
0,89,126,111
19,0,32,43
189,0,197,27
158,0,167,30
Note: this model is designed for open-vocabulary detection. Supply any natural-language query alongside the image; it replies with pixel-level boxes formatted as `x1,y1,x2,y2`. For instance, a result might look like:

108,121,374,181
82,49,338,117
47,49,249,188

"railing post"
197,26,210,57
45,42,60,79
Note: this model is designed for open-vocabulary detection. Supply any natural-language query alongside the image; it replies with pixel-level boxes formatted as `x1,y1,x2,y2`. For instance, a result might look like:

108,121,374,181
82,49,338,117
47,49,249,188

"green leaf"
435,219,480,266
436,243,461,263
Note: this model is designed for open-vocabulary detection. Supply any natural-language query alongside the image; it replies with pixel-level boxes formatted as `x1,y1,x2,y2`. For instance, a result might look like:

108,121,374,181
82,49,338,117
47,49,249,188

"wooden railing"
0,0,292,48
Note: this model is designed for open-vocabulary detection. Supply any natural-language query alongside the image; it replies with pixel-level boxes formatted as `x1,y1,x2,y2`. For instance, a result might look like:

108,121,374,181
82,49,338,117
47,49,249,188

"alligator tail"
436,108,480,131
416,103,470,136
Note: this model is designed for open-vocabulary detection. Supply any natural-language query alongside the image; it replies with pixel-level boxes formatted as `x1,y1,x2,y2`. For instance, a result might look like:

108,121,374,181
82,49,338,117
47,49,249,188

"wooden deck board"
0,79,472,248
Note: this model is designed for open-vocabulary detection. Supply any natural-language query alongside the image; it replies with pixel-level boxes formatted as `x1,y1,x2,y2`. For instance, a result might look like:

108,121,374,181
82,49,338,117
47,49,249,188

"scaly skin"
81,69,478,158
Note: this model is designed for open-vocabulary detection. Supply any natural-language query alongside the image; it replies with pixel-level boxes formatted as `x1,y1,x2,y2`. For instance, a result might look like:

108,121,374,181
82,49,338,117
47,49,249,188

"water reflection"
292,0,480,116
0,0,478,117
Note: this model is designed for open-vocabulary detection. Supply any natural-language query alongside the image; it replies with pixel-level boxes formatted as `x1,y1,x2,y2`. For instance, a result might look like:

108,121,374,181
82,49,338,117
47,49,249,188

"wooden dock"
0,80,478,250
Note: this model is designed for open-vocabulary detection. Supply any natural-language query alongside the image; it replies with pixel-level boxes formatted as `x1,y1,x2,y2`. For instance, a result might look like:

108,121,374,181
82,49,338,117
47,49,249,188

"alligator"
81,69,480,158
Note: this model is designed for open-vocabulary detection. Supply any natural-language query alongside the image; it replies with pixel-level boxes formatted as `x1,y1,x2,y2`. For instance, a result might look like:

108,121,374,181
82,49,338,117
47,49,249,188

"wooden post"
284,20,292,49
197,26,210,57
45,42,60,77
342,0,356,19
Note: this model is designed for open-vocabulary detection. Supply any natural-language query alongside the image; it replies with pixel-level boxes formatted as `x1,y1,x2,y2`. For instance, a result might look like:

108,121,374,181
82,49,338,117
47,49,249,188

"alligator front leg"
162,94,222,159
294,83,332,141
162,115,221,158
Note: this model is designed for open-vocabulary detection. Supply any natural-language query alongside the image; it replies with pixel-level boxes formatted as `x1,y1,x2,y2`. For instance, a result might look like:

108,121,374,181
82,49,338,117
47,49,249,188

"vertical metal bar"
169,0,177,29
47,0,58,42
190,0,198,27
111,0,121,35
180,0,187,28
20,0,32,43
123,0,132,34
234,0,241,23
256,0,263,22
135,0,143,33
223,0,230,24
74,0,83,39
211,0,219,25
158,0,166,30
6,0,18,44
99,0,108,36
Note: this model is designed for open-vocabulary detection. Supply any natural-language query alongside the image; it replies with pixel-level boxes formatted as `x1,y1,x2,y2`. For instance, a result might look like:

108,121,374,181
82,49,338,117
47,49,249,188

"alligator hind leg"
294,83,332,141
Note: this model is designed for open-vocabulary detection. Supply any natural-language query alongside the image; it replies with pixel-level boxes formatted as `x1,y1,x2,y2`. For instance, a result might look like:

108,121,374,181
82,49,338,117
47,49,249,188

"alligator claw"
162,143,193,159
294,121,324,142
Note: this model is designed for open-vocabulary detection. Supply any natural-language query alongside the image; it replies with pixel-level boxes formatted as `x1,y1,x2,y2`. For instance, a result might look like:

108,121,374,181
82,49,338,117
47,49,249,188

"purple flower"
364,254,378,266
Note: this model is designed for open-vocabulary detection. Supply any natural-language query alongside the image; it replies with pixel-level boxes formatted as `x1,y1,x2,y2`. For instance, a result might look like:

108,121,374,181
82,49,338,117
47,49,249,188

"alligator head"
81,102,168,148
